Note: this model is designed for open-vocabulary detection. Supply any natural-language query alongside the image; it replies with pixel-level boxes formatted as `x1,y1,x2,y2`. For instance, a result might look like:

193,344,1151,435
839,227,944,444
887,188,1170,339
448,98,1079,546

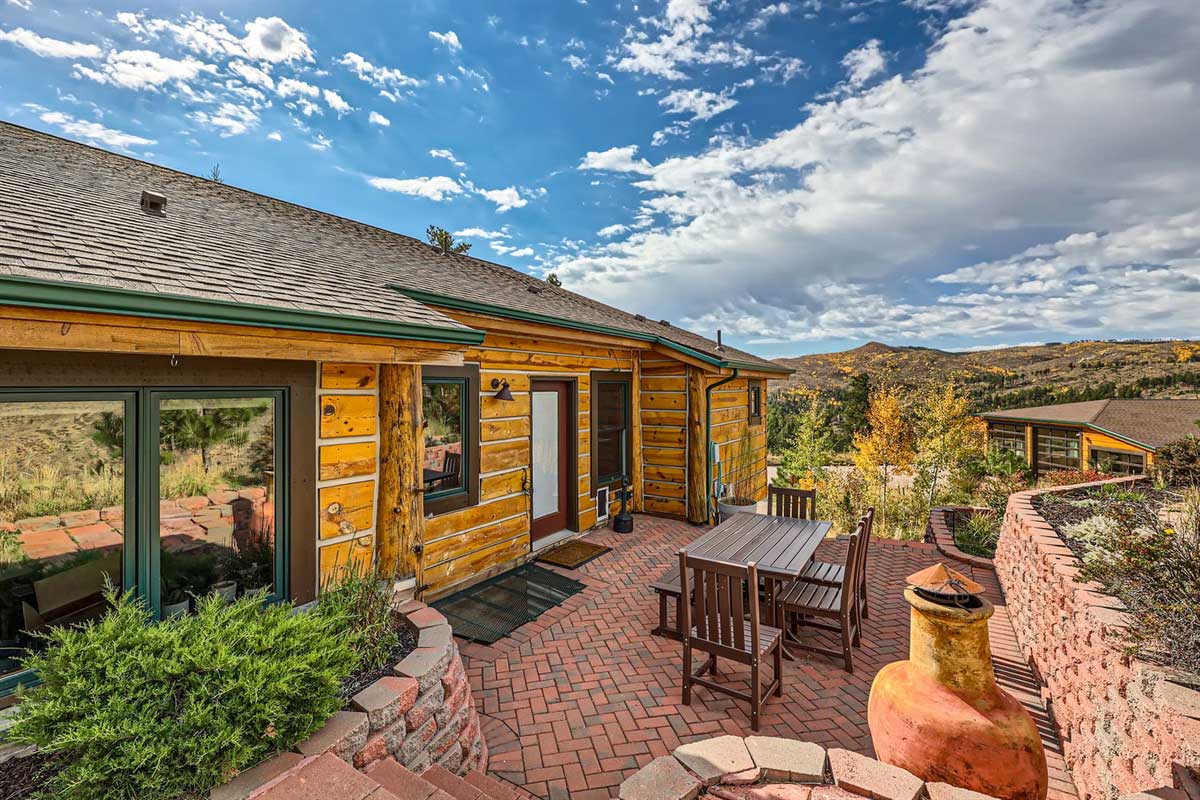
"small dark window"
422,366,480,516
749,384,763,424
591,371,631,489
1088,448,1145,476
988,422,1026,457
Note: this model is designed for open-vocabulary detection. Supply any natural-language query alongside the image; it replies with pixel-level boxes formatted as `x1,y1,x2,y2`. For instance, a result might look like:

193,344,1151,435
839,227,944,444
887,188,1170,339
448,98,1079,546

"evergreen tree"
426,225,472,254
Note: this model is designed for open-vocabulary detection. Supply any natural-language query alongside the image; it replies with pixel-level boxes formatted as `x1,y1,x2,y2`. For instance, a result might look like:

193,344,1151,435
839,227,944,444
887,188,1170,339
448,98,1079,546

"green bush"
1153,435,1200,487
318,560,401,673
9,589,356,800
954,511,1000,558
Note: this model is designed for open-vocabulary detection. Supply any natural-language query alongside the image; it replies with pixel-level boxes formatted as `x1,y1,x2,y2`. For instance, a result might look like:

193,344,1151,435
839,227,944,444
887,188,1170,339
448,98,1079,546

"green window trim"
422,366,481,517
591,371,632,490
0,386,290,696
749,384,763,425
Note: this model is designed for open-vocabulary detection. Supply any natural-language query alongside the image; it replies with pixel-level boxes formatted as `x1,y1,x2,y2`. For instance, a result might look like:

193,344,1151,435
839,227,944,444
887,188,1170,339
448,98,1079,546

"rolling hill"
772,339,1200,410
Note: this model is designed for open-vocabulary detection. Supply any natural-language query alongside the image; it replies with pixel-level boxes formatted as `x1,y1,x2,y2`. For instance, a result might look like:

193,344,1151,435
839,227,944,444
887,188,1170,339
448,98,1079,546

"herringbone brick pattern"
462,516,1076,800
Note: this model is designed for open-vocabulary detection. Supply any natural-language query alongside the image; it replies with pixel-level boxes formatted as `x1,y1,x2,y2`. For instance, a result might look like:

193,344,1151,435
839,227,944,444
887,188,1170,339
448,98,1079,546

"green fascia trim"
390,286,792,374
0,275,486,345
982,415,1154,452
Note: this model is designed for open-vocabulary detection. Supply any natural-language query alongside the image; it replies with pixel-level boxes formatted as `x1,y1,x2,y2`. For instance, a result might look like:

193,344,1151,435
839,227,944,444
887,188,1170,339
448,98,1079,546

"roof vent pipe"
716,329,724,351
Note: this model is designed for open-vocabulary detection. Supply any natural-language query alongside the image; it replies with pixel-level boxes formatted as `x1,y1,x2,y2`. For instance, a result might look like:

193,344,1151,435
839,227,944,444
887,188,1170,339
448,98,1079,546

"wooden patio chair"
774,527,863,673
795,507,875,620
679,550,783,731
766,485,816,519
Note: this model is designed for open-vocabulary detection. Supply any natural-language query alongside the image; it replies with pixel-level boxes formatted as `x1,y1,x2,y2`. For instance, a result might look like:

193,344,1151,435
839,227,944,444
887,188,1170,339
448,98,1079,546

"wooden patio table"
657,513,835,652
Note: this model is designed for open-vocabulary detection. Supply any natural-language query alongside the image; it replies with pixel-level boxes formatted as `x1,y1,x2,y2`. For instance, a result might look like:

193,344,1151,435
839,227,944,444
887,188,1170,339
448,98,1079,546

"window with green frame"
591,372,632,488
422,366,480,516
0,388,287,693
749,384,763,424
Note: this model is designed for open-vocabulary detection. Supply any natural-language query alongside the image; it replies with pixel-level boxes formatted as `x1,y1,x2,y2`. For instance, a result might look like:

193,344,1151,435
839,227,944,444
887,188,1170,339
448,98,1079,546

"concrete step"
421,765,493,800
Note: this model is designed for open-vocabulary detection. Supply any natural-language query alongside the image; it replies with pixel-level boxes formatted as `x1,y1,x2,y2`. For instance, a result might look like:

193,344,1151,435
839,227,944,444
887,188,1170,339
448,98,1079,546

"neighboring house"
0,122,789,692
980,399,1200,477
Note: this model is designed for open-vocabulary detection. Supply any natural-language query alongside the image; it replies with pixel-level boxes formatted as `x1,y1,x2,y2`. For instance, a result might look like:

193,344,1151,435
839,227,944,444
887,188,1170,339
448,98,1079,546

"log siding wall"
315,363,382,591
639,355,689,518
711,377,769,504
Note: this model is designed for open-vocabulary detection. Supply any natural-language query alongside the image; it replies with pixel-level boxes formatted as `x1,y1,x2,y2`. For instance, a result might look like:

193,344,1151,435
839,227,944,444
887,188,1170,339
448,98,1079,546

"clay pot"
868,588,1048,800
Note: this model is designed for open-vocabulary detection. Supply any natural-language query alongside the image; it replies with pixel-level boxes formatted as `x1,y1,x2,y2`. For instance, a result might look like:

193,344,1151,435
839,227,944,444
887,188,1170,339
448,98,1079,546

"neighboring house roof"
981,399,1200,450
0,122,787,372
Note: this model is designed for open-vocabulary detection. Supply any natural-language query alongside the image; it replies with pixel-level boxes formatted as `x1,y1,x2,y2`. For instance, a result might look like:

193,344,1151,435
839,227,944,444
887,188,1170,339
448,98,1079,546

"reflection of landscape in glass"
423,382,464,493
158,398,276,615
0,399,126,679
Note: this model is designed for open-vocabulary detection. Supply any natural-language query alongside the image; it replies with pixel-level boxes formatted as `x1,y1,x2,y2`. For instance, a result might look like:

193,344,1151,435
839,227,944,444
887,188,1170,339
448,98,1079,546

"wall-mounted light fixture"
490,378,514,402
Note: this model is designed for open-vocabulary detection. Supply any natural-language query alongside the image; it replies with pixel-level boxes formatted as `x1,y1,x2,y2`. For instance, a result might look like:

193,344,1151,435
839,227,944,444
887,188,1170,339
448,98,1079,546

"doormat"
431,563,585,644
535,540,612,570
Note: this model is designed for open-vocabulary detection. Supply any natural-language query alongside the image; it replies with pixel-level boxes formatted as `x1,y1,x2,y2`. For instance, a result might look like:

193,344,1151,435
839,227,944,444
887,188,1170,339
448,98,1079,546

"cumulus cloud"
37,110,155,150
322,88,351,115
454,227,509,239
578,145,653,174
598,223,630,238
367,175,463,201
841,39,886,88
368,111,390,127
241,16,312,63
430,148,466,168
228,59,274,90
73,50,216,91
339,52,422,92
659,87,739,121
190,101,259,136
554,0,1200,347
509,246,535,258
429,30,462,51
0,27,101,59
476,186,527,213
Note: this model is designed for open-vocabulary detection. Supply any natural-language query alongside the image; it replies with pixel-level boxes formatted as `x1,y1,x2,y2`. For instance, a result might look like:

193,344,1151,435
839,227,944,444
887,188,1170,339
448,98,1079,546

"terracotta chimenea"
867,564,1048,800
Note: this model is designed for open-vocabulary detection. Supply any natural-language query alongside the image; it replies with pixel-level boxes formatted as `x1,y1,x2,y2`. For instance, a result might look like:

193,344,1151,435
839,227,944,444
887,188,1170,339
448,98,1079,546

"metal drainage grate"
432,563,585,644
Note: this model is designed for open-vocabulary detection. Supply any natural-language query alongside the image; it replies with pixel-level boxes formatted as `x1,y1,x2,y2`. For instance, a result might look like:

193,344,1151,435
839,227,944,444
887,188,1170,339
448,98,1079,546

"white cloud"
368,111,390,127
563,54,587,70
615,0,757,81
429,30,462,51
430,148,466,168
554,0,1200,346
190,101,258,136
598,223,630,238
453,227,509,239
323,88,351,115
6,0,34,10
228,60,274,90
339,52,422,91
309,132,333,151
73,50,216,91
0,27,101,59
659,87,738,121
748,3,793,32
242,16,312,63
267,130,283,141
578,145,653,174
367,175,464,201
597,71,614,84
509,247,535,258
37,110,155,150
841,39,886,88
276,77,319,98
476,186,527,213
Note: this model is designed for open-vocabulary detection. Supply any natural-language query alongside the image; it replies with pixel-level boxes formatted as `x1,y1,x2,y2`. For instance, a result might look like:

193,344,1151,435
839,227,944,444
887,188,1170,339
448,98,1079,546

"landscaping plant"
9,588,356,800
317,558,401,673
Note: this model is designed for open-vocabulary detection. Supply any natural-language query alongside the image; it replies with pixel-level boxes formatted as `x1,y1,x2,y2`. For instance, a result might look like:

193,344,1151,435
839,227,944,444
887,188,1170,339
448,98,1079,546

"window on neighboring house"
422,366,480,516
1035,426,1081,474
0,388,287,693
591,372,631,489
1088,448,1145,476
988,422,1026,457
749,384,763,424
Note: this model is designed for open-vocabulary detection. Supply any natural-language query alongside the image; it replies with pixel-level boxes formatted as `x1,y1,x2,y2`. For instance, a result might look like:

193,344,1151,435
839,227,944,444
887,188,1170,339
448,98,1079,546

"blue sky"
1,0,1198,358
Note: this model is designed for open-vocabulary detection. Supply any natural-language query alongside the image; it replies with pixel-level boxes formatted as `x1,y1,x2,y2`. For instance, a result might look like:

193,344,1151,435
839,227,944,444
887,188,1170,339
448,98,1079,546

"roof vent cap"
634,314,647,322
658,319,670,327
527,285,544,294
140,190,167,216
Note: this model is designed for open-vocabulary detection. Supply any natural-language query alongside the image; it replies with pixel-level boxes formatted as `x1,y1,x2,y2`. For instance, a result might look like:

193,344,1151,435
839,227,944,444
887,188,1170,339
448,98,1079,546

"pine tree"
426,225,472,254
546,273,562,287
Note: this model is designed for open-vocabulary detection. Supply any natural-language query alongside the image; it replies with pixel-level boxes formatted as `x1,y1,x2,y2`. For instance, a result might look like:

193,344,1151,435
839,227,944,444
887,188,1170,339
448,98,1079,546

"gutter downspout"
704,368,739,524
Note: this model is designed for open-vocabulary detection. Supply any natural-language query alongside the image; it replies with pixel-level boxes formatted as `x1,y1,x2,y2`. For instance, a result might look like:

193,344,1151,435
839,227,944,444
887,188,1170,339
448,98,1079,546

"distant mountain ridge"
772,339,1200,409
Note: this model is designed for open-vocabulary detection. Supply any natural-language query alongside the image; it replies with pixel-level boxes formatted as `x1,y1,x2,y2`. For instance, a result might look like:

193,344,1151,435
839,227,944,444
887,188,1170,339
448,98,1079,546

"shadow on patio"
460,514,1077,800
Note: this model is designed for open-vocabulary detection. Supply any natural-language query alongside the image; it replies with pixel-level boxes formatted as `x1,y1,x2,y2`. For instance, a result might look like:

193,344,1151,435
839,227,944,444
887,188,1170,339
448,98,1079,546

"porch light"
490,378,514,402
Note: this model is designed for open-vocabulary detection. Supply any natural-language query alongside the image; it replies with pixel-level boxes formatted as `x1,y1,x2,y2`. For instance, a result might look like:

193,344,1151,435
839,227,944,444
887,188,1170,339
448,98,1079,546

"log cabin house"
981,399,1200,478
0,122,789,691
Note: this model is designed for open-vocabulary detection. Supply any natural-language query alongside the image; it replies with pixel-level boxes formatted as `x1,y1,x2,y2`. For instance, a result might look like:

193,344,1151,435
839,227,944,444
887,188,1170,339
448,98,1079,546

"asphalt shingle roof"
0,122,785,372
982,399,1200,449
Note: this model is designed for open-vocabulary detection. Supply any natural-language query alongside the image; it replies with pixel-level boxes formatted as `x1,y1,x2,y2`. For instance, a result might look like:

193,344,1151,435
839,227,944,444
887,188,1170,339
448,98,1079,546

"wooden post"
686,366,709,524
377,363,423,580
631,352,644,512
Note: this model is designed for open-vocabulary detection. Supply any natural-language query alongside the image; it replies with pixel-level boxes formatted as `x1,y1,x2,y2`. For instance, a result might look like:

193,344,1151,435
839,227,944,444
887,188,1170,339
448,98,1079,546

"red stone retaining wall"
212,598,486,799
994,479,1200,800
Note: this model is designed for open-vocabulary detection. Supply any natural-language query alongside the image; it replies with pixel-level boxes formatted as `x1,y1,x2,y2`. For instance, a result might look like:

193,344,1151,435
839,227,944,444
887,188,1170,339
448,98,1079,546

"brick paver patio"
461,515,1077,800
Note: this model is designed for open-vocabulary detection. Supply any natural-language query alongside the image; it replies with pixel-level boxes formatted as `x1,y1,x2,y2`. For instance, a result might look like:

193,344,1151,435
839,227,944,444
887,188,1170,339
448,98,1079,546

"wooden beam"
631,352,644,512
0,305,466,365
377,363,423,580
650,342,719,373
434,307,655,351
686,365,709,524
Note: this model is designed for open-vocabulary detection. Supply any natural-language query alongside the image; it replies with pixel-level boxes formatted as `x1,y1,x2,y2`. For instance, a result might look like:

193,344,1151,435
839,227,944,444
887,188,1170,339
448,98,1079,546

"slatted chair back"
840,528,863,618
856,507,875,592
678,550,760,662
767,485,816,519
442,451,462,488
